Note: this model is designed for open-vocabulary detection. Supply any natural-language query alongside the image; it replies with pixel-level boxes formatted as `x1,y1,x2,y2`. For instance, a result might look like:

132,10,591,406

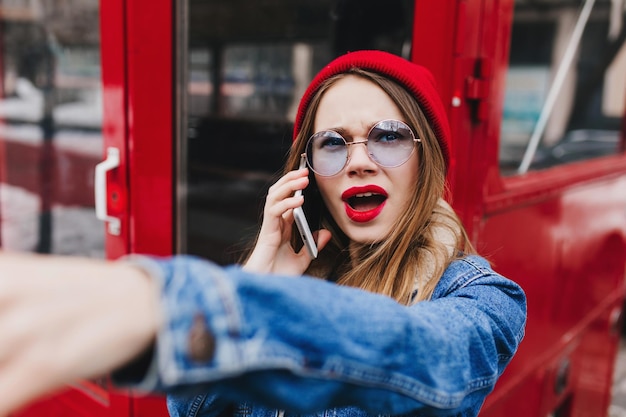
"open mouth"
341,185,388,223
346,192,387,211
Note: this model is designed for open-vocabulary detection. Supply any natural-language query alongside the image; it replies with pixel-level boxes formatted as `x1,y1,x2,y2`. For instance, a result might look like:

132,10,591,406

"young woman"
0,51,526,417
166,51,526,416
244,51,473,304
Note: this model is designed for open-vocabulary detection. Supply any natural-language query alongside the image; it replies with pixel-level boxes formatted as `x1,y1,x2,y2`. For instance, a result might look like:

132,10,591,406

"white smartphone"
293,154,318,259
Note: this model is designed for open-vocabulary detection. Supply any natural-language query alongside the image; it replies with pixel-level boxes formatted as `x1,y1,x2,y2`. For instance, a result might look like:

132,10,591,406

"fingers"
265,168,309,216
257,168,309,240
245,168,312,275
314,229,333,253
277,229,332,276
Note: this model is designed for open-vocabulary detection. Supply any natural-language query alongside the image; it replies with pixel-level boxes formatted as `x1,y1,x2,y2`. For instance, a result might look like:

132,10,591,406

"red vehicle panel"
1,0,625,416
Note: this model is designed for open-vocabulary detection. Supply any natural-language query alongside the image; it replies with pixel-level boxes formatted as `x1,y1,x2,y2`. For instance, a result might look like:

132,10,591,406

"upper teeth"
355,192,374,198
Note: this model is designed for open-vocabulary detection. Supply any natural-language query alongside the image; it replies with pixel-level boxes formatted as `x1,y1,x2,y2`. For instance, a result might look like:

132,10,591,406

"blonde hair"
285,68,475,304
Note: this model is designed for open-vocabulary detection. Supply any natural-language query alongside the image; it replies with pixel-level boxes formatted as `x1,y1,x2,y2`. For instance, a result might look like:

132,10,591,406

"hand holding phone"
293,154,318,259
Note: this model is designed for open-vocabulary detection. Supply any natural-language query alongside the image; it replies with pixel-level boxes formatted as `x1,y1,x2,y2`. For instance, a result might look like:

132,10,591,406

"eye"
372,129,402,143
317,133,345,150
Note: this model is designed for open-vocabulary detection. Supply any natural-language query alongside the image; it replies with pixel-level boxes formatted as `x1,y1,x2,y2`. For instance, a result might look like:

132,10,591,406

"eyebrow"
324,122,378,141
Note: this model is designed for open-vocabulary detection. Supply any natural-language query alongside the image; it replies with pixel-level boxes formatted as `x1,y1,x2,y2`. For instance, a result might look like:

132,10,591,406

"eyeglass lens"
305,120,417,176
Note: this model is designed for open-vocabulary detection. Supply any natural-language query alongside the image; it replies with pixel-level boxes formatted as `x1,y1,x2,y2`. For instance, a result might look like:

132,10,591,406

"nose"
345,140,378,176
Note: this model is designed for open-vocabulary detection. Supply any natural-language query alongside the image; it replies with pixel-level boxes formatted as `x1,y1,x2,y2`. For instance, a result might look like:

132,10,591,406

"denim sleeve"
130,255,526,416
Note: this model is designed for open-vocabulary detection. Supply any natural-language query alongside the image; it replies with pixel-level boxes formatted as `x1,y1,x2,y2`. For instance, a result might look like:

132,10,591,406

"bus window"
500,0,626,176
179,0,414,263
0,2,104,257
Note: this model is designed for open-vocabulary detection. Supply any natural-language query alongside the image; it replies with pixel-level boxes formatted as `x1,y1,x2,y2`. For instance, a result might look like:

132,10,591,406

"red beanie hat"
293,50,451,170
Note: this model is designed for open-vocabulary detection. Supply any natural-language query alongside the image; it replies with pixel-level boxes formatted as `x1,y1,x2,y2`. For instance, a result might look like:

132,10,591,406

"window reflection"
500,0,625,175
0,0,104,257
188,48,212,118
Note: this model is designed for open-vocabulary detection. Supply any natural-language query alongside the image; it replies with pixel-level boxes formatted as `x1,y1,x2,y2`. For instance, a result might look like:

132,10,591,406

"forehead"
313,75,404,133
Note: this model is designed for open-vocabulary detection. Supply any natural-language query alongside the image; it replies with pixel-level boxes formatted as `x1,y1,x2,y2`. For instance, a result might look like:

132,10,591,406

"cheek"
394,160,420,209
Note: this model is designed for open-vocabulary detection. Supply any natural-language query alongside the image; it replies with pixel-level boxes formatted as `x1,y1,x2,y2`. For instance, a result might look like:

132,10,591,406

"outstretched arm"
0,253,526,416
142,255,526,415
0,252,162,416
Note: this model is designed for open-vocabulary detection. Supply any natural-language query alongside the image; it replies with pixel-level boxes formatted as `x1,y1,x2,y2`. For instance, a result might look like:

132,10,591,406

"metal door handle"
95,147,121,235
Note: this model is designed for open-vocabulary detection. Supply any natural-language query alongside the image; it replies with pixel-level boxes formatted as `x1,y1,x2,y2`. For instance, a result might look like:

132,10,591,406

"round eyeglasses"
304,119,421,177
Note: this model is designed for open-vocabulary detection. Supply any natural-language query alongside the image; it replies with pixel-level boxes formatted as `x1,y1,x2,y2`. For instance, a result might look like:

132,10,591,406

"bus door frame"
100,0,173,415
100,0,174,260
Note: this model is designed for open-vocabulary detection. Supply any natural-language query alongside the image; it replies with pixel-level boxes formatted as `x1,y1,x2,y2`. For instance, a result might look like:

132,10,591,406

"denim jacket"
126,255,526,417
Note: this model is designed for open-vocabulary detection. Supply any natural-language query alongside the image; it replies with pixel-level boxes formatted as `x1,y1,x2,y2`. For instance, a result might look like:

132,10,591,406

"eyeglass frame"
302,119,422,177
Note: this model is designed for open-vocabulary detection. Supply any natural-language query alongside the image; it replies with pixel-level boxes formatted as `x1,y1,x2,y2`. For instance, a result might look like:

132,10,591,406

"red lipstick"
341,185,388,223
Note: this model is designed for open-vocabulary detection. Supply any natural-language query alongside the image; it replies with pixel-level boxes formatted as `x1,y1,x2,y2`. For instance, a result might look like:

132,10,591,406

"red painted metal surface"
5,0,624,416
412,0,462,197
100,0,176,255
410,1,626,416
123,0,174,258
99,0,175,259
101,0,173,415
100,0,130,259
12,386,132,417
479,164,626,416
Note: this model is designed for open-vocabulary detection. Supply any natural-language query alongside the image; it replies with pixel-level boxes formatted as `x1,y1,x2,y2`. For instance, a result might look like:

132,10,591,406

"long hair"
285,68,475,304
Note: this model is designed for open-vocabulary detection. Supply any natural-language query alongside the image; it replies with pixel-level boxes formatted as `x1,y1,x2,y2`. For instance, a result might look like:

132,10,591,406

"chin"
345,228,388,245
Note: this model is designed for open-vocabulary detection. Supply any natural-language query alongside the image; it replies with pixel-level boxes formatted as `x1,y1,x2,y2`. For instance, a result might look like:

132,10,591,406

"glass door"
0,0,172,415
178,0,416,263
0,1,127,416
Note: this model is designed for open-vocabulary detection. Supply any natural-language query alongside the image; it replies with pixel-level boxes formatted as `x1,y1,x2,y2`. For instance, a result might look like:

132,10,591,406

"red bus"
1,0,625,416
